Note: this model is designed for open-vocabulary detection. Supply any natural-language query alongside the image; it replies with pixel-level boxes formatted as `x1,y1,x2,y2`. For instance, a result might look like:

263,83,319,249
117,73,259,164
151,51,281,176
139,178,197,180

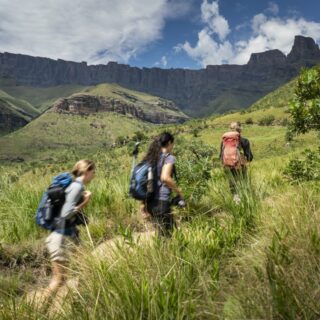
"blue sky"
131,0,320,68
0,0,319,69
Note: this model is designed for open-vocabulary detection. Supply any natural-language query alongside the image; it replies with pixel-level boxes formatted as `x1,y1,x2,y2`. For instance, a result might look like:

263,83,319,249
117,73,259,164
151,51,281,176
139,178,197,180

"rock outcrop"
248,49,287,66
287,35,320,62
51,94,189,124
1,35,319,116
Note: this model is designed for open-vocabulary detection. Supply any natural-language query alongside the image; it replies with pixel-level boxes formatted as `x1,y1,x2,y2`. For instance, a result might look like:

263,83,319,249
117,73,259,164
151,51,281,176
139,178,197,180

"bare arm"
75,191,91,211
161,163,183,197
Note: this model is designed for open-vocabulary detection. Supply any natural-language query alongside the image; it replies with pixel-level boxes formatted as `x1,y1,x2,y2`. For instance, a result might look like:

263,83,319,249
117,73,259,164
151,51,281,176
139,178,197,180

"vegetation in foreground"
0,67,319,319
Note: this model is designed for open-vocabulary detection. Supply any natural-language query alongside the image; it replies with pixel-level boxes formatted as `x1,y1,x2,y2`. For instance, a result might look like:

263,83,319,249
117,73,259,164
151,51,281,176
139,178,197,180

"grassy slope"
0,89,40,119
0,81,188,118
0,115,317,318
0,83,188,159
1,77,319,318
0,112,151,159
81,83,187,117
0,81,88,112
249,78,296,111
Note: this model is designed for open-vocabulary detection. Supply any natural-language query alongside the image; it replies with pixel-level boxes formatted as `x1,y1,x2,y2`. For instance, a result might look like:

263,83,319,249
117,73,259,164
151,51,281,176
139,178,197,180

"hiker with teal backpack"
36,160,95,296
129,132,185,237
220,122,253,204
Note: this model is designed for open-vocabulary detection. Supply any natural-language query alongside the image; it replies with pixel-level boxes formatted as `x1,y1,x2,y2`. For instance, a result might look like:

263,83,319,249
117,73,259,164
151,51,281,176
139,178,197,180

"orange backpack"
221,131,242,168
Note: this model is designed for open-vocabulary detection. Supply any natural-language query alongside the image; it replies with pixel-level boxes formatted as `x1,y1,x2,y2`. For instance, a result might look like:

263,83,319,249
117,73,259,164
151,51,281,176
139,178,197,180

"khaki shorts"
46,231,76,262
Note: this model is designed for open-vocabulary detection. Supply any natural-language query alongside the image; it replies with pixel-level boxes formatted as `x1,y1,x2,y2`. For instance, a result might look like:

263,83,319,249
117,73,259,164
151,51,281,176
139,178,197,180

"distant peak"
247,49,286,66
287,35,320,62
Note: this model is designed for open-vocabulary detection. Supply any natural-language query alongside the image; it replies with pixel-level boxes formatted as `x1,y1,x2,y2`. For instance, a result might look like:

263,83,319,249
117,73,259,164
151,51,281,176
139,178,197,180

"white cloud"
232,15,320,64
266,2,279,15
0,0,190,64
178,0,320,67
155,55,168,67
179,29,233,66
201,0,230,40
165,0,195,19
175,0,232,67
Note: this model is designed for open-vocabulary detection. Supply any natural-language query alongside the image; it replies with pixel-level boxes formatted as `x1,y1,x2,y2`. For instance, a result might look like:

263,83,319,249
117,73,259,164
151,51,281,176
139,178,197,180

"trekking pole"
83,214,94,248
131,142,140,173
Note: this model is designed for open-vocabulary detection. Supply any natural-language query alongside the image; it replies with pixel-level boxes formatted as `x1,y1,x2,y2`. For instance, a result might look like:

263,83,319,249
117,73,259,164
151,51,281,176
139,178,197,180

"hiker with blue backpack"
220,122,253,204
130,132,185,237
36,160,95,296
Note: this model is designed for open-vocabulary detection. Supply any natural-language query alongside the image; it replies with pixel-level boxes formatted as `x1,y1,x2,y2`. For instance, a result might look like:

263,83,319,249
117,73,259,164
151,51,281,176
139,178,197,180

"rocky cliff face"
1,35,319,116
51,94,188,124
287,35,320,62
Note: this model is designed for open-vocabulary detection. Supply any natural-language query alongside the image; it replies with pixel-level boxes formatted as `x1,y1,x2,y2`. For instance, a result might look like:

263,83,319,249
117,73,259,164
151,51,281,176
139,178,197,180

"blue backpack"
35,173,73,230
129,162,158,201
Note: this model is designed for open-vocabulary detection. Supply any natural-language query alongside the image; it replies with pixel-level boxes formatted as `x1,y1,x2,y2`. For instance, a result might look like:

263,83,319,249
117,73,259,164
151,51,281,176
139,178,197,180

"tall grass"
1,121,319,319
216,182,320,319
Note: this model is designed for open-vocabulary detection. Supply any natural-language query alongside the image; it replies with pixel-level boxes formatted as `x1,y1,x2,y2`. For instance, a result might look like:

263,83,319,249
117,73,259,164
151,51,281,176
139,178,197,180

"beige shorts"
45,231,76,263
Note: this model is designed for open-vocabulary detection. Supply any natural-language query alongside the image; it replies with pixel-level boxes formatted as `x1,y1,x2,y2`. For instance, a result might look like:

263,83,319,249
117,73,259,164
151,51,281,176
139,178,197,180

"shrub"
245,118,254,125
283,148,320,182
192,128,200,137
285,129,294,142
258,115,275,126
280,118,289,126
115,136,127,146
132,131,147,142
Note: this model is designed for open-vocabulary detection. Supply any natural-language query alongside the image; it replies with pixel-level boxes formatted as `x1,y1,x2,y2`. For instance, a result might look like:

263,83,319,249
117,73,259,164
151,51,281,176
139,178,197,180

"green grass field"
0,76,319,319
0,111,152,160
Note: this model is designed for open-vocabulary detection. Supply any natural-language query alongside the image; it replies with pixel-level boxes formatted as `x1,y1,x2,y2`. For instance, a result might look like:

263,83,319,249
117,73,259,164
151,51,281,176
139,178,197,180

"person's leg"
225,168,237,195
230,168,242,204
47,261,66,293
161,213,175,237
45,232,68,296
156,201,174,238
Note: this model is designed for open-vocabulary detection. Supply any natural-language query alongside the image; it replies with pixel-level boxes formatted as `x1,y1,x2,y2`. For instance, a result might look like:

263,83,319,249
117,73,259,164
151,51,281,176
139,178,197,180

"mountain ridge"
1,35,320,116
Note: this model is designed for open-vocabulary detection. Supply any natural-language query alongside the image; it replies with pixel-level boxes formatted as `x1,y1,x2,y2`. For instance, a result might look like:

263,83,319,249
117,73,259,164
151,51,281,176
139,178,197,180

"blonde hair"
230,121,242,132
72,160,95,177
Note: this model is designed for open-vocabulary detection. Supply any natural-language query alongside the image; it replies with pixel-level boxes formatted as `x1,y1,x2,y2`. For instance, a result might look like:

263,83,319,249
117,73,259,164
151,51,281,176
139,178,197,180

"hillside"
0,78,88,112
53,83,189,124
1,71,320,318
249,77,297,111
0,111,151,160
1,36,319,117
0,74,294,161
0,89,40,134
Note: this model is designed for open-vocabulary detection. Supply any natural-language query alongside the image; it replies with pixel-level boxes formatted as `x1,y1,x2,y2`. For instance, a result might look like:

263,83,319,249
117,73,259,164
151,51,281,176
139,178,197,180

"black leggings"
146,200,175,238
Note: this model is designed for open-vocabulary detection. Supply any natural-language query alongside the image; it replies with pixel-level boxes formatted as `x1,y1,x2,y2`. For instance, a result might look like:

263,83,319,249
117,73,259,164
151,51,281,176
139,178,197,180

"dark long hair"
143,132,174,165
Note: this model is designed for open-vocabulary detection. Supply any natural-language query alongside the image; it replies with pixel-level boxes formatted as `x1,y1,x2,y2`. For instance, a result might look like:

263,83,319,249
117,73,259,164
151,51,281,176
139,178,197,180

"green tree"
289,66,320,134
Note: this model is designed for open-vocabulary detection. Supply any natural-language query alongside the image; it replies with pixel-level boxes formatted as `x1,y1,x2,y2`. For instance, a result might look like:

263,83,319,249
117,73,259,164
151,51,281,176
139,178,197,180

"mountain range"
1,35,320,118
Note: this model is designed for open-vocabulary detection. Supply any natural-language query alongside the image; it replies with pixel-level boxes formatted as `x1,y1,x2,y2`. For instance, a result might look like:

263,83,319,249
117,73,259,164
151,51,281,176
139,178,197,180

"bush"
245,118,254,125
132,131,147,142
258,115,275,126
289,66,320,134
115,136,127,146
283,148,320,182
280,118,289,126
192,128,200,137
285,129,294,142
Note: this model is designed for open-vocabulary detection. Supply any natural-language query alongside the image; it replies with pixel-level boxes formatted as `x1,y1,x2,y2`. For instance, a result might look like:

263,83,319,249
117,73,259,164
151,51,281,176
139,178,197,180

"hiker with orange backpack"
220,122,253,204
